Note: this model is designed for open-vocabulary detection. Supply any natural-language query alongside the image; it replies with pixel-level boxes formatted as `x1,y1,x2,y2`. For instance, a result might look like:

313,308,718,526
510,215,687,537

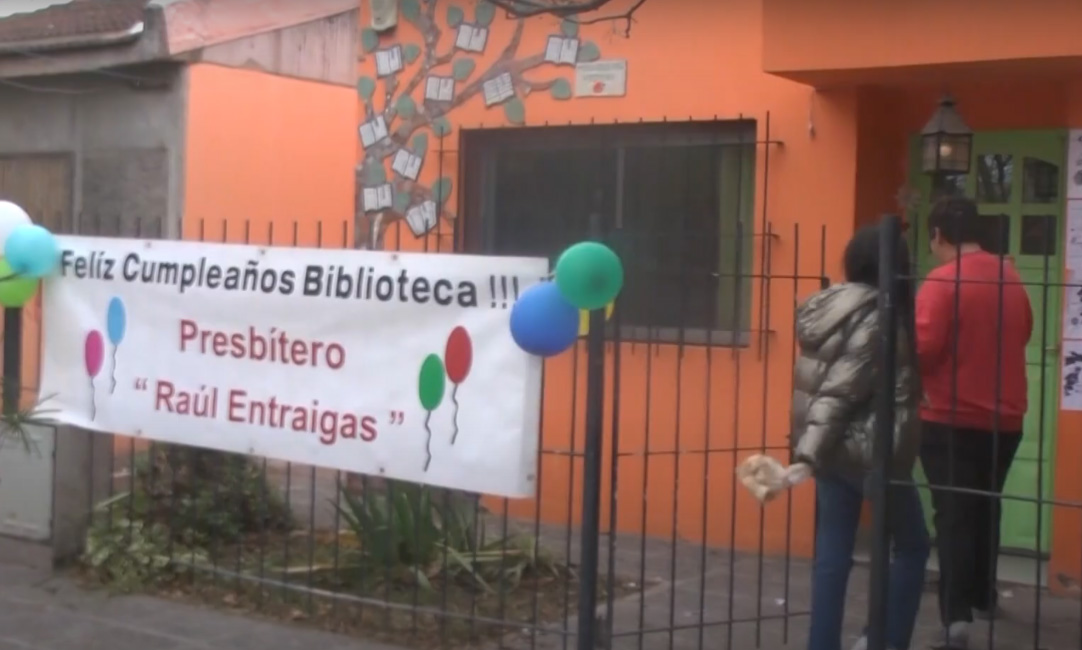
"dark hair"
927,196,980,246
843,223,915,337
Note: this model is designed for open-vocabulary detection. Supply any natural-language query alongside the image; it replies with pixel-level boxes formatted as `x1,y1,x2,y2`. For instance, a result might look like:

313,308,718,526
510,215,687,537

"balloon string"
423,411,432,471
89,378,96,421
109,346,117,394
450,384,460,445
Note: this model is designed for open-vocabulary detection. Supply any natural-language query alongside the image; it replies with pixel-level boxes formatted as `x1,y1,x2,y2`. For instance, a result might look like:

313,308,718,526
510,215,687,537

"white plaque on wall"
574,59,627,98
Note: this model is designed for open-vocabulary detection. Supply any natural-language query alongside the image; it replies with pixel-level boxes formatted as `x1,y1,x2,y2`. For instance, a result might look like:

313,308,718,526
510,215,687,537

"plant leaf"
393,190,411,212
560,19,579,37
451,58,476,81
475,1,495,26
356,76,376,101
432,118,453,138
400,0,422,23
432,177,453,203
395,95,417,119
361,28,379,53
411,133,429,156
503,97,525,125
549,78,572,100
362,163,387,186
402,44,422,64
577,41,601,63
447,5,465,27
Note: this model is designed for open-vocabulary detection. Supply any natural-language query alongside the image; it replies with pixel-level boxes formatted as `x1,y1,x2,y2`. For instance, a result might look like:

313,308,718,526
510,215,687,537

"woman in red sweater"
915,196,1033,649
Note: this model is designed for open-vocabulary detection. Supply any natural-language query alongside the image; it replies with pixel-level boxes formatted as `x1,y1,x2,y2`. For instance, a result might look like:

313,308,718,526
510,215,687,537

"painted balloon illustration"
84,330,104,420
106,297,126,394
417,353,446,471
443,326,472,445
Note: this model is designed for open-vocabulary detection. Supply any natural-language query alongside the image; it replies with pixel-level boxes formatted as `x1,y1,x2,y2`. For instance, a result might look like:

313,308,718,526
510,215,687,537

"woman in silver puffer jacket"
791,224,930,650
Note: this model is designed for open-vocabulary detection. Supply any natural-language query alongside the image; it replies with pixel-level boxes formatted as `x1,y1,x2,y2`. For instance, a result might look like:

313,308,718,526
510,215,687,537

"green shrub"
336,480,559,592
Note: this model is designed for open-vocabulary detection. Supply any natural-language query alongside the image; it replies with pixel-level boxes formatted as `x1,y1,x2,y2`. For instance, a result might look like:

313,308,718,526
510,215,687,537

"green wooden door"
907,130,1063,554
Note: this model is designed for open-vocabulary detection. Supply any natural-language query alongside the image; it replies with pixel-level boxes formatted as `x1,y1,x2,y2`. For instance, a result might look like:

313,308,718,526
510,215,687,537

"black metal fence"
0,140,1078,650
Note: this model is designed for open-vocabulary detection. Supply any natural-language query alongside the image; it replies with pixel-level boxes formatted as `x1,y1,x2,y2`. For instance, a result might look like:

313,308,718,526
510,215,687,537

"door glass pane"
977,213,1011,255
932,173,967,200
976,154,1013,203
1021,214,1057,256
1022,157,1059,204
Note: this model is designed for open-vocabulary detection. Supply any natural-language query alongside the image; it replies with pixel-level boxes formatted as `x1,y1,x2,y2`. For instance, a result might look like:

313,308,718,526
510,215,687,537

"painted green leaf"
474,1,495,26
356,76,376,101
402,44,422,64
363,163,387,186
400,0,422,23
432,177,453,204
432,117,453,138
393,190,411,212
577,41,601,62
361,28,379,53
451,58,476,81
395,95,417,118
503,97,525,125
560,19,579,37
549,78,572,100
411,133,429,157
447,5,465,27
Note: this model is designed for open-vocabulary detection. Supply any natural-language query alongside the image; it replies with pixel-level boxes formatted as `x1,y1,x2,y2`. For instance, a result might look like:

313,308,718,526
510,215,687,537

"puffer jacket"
790,283,920,479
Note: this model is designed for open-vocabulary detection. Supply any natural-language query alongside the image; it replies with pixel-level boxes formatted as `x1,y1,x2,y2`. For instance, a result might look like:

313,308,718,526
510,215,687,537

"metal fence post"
576,216,608,650
867,214,901,650
3,308,21,413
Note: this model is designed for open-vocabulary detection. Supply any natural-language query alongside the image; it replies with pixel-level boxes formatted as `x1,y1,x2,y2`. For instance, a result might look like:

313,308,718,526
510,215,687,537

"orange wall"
357,0,863,556
184,64,356,246
763,0,1082,85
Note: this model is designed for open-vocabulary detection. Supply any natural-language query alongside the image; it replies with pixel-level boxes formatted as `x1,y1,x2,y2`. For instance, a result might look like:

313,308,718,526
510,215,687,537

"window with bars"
461,121,756,345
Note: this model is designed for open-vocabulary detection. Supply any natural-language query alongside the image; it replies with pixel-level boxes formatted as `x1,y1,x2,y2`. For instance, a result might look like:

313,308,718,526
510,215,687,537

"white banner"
39,236,547,498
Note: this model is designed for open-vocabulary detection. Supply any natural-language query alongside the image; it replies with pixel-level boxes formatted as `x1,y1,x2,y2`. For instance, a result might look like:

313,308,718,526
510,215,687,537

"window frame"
460,121,757,346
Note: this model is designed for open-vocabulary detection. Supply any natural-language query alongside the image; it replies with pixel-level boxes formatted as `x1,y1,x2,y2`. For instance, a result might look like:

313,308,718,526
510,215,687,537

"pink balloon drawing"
84,330,104,420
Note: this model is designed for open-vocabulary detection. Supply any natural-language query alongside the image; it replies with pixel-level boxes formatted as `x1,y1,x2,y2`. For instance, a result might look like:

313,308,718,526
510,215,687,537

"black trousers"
919,421,1022,626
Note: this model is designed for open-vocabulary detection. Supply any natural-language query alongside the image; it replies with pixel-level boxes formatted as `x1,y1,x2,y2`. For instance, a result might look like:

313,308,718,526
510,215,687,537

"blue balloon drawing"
4,224,60,278
509,282,579,357
106,297,126,394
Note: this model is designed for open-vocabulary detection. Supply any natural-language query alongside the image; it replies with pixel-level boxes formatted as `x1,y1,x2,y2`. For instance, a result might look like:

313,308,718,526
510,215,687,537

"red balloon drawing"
444,326,472,384
85,330,104,377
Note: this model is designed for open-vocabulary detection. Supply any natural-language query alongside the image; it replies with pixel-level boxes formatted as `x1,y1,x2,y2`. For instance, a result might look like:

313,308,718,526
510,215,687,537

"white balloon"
0,201,31,250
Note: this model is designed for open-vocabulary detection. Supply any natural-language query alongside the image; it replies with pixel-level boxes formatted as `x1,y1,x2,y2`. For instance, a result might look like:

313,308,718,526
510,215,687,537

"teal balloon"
4,224,59,278
554,241,624,310
418,353,446,411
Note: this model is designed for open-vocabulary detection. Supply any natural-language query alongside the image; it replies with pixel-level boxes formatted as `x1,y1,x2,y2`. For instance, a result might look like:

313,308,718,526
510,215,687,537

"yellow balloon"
578,302,615,336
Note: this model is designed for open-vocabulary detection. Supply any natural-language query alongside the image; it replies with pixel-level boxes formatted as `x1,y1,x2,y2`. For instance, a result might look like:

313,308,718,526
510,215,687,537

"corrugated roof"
0,0,148,51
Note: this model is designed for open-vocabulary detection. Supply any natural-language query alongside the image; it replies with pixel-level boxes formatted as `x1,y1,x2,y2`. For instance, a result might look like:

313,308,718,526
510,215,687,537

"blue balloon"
509,282,579,357
106,297,126,346
4,224,59,278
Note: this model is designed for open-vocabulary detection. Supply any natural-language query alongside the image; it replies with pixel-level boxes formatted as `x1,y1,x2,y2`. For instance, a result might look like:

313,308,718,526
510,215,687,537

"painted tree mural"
354,0,610,249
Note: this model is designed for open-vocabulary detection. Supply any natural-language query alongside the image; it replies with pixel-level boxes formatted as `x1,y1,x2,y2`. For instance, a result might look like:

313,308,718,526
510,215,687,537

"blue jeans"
808,475,930,650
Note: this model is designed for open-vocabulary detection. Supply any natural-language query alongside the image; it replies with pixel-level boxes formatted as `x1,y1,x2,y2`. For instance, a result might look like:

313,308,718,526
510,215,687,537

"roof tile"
0,0,148,48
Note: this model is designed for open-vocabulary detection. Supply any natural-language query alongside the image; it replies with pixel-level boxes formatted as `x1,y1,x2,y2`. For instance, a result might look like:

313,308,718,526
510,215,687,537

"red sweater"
915,251,1032,431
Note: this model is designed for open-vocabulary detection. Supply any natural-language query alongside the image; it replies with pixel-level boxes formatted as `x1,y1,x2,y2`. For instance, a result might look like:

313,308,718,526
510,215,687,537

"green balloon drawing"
418,353,446,471
554,241,625,311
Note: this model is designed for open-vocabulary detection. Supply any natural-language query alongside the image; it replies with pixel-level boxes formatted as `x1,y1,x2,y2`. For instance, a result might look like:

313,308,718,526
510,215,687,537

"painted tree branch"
488,0,648,36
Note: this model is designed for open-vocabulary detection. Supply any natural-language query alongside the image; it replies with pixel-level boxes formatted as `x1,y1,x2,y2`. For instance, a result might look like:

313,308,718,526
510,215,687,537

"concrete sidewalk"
0,563,399,650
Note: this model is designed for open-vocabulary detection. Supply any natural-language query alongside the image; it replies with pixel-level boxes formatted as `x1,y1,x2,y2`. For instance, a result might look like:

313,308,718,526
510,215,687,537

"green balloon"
0,259,39,308
554,242,624,310
418,353,446,411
